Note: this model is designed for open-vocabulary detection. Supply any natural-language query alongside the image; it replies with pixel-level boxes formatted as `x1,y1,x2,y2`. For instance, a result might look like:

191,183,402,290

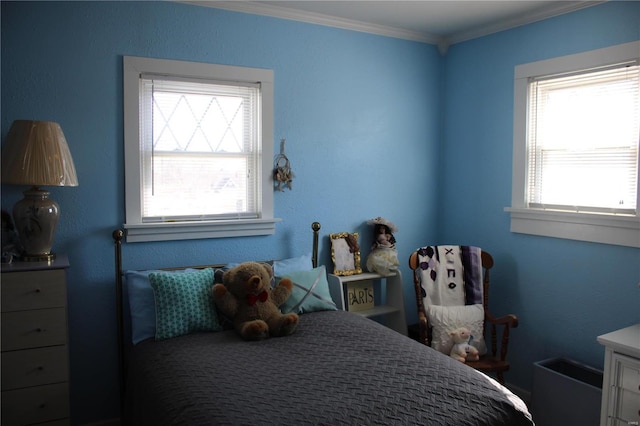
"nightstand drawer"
1,270,66,312
2,346,68,390
617,388,640,423
618,355,640,393
1,382,69,426
614,353,640,423
1,308,67,351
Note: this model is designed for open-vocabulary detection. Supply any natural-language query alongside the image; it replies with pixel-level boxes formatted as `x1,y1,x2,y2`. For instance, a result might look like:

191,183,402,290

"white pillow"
426,304,487,356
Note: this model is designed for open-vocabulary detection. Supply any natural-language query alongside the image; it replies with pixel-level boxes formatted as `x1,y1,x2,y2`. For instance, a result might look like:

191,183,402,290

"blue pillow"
273,254,312,277
280,265,337,314
125,270,160,344
149,268,221,340
125,268,196,344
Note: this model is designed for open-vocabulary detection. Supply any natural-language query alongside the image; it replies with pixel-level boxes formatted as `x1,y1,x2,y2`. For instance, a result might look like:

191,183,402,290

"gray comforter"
124,310,533,425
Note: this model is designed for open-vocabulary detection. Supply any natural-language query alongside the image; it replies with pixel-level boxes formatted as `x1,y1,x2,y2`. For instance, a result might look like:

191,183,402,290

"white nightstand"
328,271,407,335
1,255,71,426
597,324,640,426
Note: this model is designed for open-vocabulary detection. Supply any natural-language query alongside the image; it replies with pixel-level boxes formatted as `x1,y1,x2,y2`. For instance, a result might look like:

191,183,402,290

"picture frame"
330,232,362,276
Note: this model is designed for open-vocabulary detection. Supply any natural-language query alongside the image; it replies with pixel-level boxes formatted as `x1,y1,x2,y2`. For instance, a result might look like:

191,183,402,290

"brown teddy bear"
212,261,299,340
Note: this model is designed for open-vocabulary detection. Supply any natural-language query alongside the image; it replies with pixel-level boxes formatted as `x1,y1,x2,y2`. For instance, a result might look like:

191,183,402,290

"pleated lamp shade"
1,120,78,186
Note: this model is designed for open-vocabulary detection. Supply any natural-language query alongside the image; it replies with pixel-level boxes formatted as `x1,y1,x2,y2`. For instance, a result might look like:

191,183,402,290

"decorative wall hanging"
274,138,294,191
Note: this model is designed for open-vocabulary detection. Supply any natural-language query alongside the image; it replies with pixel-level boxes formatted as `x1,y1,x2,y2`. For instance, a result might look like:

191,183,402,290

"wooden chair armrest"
485,311,519,328
485,310,518,361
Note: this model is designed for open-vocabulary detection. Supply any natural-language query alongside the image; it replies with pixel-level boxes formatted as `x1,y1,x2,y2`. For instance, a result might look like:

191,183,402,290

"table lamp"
1,120,79,261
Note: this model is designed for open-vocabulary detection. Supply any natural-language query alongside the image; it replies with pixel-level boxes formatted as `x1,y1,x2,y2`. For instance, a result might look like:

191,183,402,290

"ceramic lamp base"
12,186,59,261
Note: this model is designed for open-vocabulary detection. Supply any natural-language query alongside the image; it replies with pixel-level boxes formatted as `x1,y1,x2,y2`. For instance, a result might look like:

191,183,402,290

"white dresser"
1,255,71,426
597,324,640,426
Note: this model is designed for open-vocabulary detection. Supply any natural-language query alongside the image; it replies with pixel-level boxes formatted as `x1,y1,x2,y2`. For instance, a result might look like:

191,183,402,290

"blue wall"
440,1,640,389
1,1,638,424
1,2,440,423
438,2,640,389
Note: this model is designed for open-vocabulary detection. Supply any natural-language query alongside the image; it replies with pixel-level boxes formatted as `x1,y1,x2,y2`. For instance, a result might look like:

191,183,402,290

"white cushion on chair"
426,304,487,356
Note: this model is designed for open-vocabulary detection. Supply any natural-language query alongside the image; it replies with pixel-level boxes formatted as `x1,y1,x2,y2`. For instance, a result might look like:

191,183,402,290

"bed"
113,223,534,426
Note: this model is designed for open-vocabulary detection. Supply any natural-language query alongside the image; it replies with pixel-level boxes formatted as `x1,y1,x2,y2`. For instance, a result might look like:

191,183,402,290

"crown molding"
181,1,605,49
446,1,605,45
182,1,441,44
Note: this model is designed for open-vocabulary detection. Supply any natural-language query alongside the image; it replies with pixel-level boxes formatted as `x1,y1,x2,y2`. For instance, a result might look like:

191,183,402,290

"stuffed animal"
449,327,480,363
212,261,299,340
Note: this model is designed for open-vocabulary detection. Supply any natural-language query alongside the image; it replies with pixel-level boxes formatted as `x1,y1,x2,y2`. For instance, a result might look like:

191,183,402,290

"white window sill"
123,218,282,242
505,207,640,248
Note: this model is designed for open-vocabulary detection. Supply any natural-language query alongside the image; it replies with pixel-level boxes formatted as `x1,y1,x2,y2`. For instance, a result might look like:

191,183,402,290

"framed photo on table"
330,232,362,276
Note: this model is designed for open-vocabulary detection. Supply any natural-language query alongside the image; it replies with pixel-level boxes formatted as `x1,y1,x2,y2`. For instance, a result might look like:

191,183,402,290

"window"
508,41,640,247
528,64,639,213
123,56,278,242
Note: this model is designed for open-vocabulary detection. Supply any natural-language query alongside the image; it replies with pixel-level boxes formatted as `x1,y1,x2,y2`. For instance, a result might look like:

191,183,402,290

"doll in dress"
365,217,399,275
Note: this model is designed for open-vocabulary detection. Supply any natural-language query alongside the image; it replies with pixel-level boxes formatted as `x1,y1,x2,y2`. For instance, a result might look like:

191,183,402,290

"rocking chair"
409,247,518,384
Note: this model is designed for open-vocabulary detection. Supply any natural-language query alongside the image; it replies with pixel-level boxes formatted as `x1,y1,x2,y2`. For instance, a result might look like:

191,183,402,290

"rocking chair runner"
409,249,518,384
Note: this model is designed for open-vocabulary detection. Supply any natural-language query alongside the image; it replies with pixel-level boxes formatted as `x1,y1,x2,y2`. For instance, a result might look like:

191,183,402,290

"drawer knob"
37,365,44,371
39,403,46,409
35,288,41,293
36,327,46,333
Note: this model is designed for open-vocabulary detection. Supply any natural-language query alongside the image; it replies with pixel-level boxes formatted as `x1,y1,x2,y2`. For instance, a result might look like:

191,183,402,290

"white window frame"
507,41,640,248
123,56,278,242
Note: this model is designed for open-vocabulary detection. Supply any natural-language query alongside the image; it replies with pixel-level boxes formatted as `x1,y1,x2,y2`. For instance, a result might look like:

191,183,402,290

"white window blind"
527,62,640,215
139,76,261,222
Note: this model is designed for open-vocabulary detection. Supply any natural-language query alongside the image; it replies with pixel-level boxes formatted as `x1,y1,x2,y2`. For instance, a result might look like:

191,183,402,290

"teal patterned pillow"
149,268,221,340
